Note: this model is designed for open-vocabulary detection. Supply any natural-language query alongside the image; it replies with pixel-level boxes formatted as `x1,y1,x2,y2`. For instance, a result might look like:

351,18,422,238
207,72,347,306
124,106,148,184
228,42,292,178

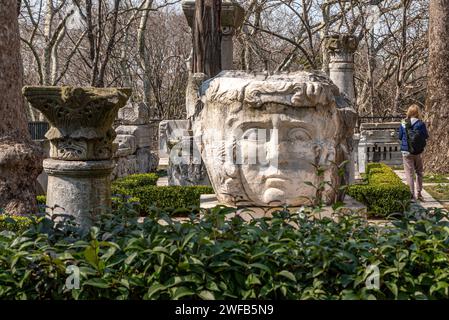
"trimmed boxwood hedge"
112,173,159,189
112,185,214,215
37,195,46,205
111,173,214,214
347,163,411,217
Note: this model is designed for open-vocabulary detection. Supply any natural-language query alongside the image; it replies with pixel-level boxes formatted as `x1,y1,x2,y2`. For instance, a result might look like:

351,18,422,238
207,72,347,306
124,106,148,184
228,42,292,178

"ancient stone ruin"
158,0,245,187
112,102,159,179
325,34,359,182
158,119,209,186
23,86,131,228
326,34,358,104
190,71,357,207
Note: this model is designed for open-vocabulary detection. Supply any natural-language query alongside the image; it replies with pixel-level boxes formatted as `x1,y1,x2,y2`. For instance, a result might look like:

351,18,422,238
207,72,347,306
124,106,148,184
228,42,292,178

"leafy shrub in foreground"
347,163,411,217
0,205,449,300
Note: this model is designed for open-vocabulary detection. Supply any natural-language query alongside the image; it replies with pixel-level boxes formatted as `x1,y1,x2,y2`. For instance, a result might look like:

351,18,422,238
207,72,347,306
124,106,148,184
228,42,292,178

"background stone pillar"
326,34,358,182
23,86,131,228
325,34,358,103
182,0,244,71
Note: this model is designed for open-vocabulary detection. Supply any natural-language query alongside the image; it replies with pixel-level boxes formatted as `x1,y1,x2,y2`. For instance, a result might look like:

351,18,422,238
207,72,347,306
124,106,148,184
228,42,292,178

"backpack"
405,119,427,155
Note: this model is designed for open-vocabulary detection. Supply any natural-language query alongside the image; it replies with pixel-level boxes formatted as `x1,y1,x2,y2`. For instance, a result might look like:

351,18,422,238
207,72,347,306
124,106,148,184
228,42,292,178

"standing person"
398,104,429,201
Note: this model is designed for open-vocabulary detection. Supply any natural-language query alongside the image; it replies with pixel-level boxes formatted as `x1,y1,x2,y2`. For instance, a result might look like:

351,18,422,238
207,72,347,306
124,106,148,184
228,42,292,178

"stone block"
168,162,210,186
136,147,159,173
159,120,191,158
199,194,367,222
44,159,114,229
112,155,138,180
117,102,149,125
115,125,153,149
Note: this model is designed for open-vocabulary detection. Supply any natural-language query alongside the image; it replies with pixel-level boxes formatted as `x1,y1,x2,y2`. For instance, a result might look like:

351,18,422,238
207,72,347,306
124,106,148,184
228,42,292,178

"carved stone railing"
357,122,402,173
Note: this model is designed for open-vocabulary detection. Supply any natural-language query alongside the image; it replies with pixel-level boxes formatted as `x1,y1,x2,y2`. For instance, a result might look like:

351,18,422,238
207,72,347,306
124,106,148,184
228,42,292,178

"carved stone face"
193,71,356,207
235,107,336,206
114,134,137,157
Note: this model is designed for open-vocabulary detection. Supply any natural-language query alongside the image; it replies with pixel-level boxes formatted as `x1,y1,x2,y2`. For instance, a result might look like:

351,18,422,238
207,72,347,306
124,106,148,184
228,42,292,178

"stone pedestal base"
43,159,114,228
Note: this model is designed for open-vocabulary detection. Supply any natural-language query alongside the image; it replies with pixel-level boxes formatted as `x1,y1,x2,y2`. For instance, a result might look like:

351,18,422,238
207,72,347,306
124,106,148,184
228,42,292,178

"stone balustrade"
357,122,402,173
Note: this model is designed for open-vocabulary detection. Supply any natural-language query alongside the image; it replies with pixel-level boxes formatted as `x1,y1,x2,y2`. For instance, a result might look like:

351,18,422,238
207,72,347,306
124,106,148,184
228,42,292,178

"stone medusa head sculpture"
190,71,357,207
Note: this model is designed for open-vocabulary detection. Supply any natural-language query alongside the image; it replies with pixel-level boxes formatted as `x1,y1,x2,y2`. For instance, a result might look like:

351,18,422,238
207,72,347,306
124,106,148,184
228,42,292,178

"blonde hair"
406,104,421,119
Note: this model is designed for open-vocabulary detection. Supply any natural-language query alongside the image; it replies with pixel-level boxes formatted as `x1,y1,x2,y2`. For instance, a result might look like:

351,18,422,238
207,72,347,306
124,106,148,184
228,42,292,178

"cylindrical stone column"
44,159,114,228
23,86,131,228
326,34,359,184
325,34,358,103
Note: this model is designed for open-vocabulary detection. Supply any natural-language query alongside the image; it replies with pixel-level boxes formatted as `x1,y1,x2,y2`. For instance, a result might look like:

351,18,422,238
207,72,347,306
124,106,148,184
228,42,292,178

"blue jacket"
398,119,429,152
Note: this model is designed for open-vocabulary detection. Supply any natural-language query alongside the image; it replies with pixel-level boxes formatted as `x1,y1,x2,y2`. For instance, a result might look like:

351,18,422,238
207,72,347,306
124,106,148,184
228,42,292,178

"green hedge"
112,173,159,189
112,185,214,215
31,175,213,217
347,163,411,217
0,215,33,233
37,195,46,205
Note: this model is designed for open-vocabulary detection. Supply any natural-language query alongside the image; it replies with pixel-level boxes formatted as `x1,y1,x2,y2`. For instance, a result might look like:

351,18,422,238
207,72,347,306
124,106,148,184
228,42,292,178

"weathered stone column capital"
325,34,359,63
23,86,131,161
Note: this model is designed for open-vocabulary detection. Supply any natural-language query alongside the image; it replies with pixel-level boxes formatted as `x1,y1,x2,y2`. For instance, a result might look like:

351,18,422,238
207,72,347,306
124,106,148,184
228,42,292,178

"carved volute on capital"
23,86,131,161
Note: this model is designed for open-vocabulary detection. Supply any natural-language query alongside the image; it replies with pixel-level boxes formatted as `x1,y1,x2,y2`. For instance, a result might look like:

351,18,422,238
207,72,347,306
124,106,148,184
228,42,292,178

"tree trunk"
192,0,222,78
0,0,43,215
424,0,449,173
